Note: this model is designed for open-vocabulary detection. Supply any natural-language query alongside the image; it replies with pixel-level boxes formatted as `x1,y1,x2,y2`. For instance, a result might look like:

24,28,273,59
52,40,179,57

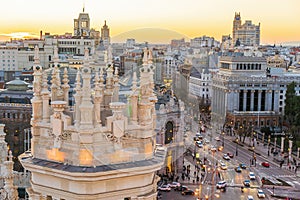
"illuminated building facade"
232,12,260,46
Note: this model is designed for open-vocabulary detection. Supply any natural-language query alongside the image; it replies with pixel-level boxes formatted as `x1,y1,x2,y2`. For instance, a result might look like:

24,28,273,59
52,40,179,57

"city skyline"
0,0,299,44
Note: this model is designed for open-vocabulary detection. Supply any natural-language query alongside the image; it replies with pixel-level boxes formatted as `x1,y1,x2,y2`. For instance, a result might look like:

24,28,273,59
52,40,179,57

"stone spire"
148,48,153,64
32,47,43,123
142,47,148,65
62,68,70,107
130,72,139,124
94,71,102,127
137,47,155,126
107,45,113,65
74,70,82,127
53,46,59,67
112,67,119,102
41,71,50,123
0,124,8,163
34,45,40,65
0,124,18,200
50,46,63,101
79,50,94,128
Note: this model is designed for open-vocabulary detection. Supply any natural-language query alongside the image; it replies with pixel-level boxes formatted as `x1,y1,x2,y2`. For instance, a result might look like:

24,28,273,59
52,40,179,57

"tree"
284,82,300,145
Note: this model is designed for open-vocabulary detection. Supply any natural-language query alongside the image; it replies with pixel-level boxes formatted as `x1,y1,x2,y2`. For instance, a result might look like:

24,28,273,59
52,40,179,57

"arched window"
165,121,174,145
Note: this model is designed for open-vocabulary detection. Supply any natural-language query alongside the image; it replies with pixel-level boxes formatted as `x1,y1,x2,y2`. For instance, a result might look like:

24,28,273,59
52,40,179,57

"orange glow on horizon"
46,148,65,163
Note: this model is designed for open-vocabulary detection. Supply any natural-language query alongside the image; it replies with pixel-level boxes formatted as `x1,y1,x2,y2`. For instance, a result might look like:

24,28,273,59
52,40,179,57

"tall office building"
74,8,90,37
232,12,260,46
19,47,165,200
101,20,110,48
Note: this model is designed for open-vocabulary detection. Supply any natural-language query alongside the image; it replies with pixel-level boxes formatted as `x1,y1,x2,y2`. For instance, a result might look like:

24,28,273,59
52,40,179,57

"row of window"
2,56,15,58
2,51,16,54
2,64,15,67
236,63,262,70
2,112,31,119
58,41,80,45
1,59,15,62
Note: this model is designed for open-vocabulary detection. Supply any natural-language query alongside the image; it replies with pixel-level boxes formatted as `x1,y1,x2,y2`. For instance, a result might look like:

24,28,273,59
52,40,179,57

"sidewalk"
224,134,300,177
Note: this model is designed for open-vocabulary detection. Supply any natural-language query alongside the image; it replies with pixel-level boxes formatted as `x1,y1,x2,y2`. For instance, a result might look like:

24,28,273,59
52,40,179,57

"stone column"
243,90,247,111
274,137,277,150
289,140,293,163
297,147,300,158
268,90,273,111
274,90,279,112
281,137,285,153
250,90,255,111
258,90,262,111
264,90,268,111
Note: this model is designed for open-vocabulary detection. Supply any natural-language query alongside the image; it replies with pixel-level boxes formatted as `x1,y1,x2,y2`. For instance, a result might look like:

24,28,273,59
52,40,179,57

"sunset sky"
0,0,299,44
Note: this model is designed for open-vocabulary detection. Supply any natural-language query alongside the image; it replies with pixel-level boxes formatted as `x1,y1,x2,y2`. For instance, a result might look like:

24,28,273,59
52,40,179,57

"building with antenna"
74,7,90,37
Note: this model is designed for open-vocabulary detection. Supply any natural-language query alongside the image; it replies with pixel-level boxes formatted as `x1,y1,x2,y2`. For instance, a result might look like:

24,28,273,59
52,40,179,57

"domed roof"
5,78,29,91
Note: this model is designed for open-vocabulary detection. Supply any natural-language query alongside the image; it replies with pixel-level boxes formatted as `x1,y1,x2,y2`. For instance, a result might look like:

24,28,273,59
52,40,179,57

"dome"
5,78,29,91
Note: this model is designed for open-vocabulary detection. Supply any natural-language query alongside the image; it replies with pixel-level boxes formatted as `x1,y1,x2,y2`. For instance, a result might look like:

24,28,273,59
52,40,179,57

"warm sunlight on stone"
46,148,65,162
79,149,93,165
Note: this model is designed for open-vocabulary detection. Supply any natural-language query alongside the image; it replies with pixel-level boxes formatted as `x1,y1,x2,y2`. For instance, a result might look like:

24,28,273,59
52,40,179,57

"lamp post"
222,131,225,147
235,137,239,156
268,135,271,157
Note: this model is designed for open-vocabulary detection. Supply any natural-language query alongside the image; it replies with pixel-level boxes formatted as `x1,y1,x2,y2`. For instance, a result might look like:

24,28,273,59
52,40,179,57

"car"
193,136,200,141
218,146,223,151
239,163,247,169
257,189,265,198
211,146,217,152
216,180,227,189
158,185,171,191
204,138,210,144
223,154,230,160
243,180,250,187
227,152,234,158
181,189,195,195
247,195,254,200
215,136,221,141
168,182,181,188
196,141,203,148
174,185,188,191
196,133,203,139
235,166,242,172
249,172,256,180
261,162,270,168
220,163,227,170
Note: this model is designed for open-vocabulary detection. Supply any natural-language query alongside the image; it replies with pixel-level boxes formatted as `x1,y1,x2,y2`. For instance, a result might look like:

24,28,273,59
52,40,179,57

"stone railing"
0,103,31,108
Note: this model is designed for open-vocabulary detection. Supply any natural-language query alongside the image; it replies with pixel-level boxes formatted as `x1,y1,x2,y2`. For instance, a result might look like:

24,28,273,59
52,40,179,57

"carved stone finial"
148,48,153,64
142,47,148,65
34,45,40,65
53,46,59,65
63,68,69,85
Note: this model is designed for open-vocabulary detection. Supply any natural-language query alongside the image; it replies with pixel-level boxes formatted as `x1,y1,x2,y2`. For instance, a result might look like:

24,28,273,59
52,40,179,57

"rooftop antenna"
83,0,85,13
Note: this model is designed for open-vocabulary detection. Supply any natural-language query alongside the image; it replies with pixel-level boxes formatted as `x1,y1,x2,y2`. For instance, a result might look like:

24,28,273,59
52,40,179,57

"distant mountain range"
280,41,300,47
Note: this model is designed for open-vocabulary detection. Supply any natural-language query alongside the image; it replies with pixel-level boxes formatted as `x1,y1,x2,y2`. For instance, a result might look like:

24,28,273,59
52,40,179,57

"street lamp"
268,135,271,156
222,131,225,147
235,137,239,156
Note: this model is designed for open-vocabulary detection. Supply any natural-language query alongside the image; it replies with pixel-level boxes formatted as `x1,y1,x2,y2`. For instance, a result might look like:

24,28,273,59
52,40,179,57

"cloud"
0,32,39,41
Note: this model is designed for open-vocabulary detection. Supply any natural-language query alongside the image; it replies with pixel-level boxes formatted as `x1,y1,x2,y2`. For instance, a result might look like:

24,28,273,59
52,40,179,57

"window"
29,55,34,62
